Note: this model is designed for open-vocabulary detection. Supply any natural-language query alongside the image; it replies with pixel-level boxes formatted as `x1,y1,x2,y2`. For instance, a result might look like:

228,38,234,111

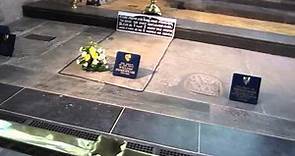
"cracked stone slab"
244,51,295,121
146,39,264,112
8,17,47,36
34,75,210,115
6,21,87,60
6,26,113,73
0,64,54,87
34,74,105,98
60,31,172,91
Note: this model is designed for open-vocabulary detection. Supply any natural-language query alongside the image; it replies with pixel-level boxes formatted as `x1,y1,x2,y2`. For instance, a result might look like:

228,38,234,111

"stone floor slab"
0,83,22,104
35,74,106,98
60,31,172,91
0,18,295,147
244,51,295,121
146,38,264,112
33,74,295,141
7,26,113,73
200,123,295,156
8,21,87,59
0,88,123,132
0,64,54,87
112,109,199,152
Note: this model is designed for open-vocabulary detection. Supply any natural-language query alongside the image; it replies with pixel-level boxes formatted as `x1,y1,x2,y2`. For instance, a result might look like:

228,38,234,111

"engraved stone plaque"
184,74,223,97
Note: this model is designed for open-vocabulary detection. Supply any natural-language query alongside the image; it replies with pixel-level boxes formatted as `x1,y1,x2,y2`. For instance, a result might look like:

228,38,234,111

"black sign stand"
113,51,141,79
229,73,262,105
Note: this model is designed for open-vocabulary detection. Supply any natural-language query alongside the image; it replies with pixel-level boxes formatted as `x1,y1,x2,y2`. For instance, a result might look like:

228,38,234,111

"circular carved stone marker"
183,73,223,97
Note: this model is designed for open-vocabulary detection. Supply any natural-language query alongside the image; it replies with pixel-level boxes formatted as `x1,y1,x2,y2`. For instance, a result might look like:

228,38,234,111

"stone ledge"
22,0,295,58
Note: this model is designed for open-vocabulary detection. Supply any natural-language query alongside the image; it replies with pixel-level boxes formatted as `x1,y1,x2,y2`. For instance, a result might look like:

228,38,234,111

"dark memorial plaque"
113,51,141,79
86,0,100,6
24,34,56,41
229,73,262,105
0,25,15,57
117,11,177,38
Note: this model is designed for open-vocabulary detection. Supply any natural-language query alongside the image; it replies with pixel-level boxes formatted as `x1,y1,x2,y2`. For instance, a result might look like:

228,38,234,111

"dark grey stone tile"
0,64,54,87
200,123,295,156
8,18,47,36
0,83,22,104
0,147,30,156
34,75,295,142
0,88,123,132
113,109,199,152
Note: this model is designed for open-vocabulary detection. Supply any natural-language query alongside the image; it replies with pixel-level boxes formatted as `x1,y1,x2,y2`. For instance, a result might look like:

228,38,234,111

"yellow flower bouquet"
76,41,109,72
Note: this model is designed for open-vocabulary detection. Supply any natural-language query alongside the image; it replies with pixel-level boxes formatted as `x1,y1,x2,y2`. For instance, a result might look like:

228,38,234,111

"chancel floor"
0,17,295,155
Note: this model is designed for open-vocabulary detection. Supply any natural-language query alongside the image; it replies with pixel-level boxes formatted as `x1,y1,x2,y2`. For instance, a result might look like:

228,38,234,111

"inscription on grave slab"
229,73,262,105
113,51,141,79
184,74,223,97
117,11,177,38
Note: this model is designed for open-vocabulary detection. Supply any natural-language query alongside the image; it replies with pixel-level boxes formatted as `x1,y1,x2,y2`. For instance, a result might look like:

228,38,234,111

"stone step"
209,0,295,11
22,0,295,58
170,0,295,24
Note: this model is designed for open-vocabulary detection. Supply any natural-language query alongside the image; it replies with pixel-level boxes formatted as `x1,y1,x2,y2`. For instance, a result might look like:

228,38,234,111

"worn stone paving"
146,38,295,121
1,83,295,156
146,39,259,112
0,18,295,144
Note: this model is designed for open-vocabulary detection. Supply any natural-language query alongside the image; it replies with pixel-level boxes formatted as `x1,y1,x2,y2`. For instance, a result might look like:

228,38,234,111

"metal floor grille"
126,142,154,154
159,149,193,156
29,120,99,141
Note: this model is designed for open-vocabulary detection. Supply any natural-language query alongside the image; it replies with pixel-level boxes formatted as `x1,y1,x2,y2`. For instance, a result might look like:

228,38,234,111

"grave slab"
146,39,261,111
61,31,172,91
244,51,295,120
